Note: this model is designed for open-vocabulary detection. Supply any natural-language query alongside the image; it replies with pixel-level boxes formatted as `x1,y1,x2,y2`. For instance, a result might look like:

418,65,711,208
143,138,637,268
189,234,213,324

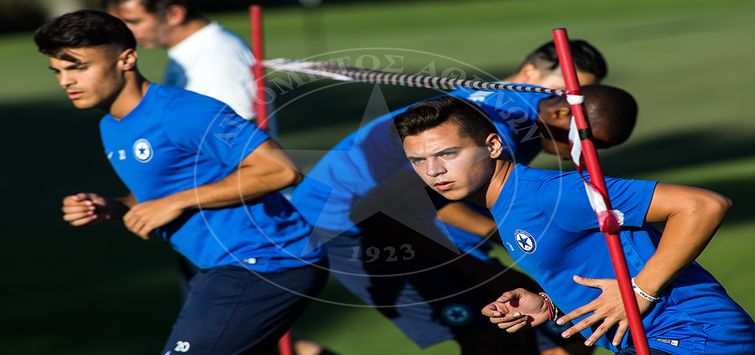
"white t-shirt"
164,22,255,120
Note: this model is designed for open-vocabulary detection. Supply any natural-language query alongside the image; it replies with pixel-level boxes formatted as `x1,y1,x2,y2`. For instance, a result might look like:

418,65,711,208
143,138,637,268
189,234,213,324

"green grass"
2,0,754,353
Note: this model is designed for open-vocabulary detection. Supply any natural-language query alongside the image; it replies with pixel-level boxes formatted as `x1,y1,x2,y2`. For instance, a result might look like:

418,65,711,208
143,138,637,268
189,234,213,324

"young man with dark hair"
36,10,326,354
395,95,755,354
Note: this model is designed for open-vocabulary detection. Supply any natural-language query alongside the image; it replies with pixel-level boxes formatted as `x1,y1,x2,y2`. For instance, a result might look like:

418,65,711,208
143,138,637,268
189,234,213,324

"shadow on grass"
600,128,755,224
598,128,755,178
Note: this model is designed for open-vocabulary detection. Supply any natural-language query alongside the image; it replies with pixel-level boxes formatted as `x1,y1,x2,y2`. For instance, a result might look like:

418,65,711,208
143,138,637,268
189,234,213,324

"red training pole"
278,331,294,355
251,8,292,355
250,5,270,131
552,28,650,355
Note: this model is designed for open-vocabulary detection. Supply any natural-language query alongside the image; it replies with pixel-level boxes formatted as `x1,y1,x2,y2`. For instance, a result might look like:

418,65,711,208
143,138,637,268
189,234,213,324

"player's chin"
435,188,466,201
71,99,97,110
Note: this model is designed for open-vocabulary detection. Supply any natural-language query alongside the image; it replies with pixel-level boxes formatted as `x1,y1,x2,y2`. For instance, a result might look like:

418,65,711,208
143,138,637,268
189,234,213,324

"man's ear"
517,63,542,83
119,48,138,71
164,4,188,26
486,133,504,159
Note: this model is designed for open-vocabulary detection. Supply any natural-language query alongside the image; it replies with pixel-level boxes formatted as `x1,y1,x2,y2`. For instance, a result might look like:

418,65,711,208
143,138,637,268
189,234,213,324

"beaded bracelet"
539,292,559,321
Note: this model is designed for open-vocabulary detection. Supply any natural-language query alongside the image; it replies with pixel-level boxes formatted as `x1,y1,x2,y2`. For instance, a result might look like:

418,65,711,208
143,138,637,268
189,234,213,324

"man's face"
402,122,495,201
108,0,170,48
536,99,611,159
532,69,600,159
47,47,125,110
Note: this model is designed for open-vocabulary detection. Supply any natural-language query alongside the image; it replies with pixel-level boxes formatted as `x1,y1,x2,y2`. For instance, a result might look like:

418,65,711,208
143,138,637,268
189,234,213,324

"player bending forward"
395,96,755,354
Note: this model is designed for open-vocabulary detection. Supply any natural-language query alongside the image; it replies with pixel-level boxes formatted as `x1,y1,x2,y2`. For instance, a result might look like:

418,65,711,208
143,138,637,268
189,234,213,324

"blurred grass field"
1,0,754,354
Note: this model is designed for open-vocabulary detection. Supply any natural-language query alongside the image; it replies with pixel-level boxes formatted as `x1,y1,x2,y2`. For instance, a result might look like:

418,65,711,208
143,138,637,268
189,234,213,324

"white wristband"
631,278,660,303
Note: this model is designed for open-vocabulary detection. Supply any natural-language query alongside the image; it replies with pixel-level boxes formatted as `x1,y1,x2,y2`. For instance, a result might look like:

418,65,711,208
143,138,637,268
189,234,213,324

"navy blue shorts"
615,346,672,355
161,260,328,354
323,215,579,351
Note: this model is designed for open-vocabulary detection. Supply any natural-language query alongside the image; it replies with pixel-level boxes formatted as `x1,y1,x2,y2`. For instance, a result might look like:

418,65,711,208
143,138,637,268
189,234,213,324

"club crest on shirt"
133,138,154,163
514,229,536,254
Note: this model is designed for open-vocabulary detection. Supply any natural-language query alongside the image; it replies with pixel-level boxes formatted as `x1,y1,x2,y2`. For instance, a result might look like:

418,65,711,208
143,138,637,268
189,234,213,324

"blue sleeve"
536,172,658,232
163,95,270,166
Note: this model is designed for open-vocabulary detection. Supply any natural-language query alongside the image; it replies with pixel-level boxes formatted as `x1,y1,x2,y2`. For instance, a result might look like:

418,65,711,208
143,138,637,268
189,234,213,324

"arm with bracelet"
556,183,731,346
482,183,731,347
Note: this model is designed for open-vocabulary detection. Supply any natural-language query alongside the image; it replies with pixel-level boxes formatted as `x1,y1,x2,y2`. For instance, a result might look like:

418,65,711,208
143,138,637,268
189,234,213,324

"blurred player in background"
36,10,325,353
506,39,605,90
103,0,256,120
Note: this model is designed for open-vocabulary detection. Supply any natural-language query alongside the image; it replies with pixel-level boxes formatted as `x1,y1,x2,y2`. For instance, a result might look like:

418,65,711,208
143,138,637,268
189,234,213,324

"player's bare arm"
557,183,732,346
123,140,301,239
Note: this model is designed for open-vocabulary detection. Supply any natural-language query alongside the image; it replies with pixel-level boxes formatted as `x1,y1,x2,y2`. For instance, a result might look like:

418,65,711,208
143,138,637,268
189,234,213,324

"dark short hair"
34,10,136,60
101,0,201,20
394,96,496,145
520,40,608,81
582,85,637,147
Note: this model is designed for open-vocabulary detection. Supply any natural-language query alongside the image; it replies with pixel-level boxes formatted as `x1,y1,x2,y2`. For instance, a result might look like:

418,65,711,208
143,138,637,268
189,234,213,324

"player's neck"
482,160,513,210
105,73,150,120
166,18,210,48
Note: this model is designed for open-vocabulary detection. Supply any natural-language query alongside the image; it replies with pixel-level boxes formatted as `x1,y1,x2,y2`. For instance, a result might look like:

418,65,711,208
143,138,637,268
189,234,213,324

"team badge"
514,229,536,254
441,303,472,326
133,139,153,163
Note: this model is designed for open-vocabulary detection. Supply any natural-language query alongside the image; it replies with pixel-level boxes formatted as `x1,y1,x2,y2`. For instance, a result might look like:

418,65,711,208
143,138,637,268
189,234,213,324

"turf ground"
1,0,754,353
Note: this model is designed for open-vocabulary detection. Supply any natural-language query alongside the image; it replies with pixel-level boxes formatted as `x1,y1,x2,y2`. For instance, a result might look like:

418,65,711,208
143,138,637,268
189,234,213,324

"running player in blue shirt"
396,95,755,354
36,10,327,354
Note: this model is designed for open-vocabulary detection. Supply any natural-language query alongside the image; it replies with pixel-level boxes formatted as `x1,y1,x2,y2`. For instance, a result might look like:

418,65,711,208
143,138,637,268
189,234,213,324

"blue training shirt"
292,88,551,245
491,164,755,354
99,84,323,272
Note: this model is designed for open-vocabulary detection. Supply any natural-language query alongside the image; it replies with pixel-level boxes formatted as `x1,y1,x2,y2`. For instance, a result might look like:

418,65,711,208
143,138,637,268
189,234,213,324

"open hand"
557,275,652,347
